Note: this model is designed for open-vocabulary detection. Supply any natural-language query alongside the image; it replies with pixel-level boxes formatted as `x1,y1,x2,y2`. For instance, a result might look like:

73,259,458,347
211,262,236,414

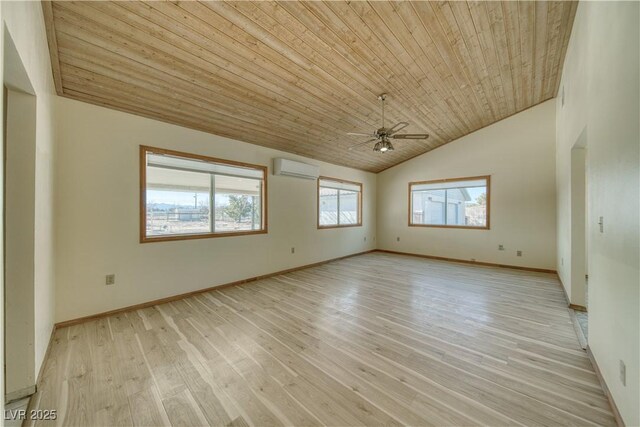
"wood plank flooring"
29,252,615,426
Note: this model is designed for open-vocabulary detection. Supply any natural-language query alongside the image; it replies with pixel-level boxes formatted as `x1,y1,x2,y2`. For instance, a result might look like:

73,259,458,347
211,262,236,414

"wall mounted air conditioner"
273,158,319,180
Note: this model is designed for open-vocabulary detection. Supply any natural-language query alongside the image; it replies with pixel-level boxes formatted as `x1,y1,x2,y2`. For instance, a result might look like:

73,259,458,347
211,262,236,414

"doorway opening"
570,128,588,345
3,28,37,405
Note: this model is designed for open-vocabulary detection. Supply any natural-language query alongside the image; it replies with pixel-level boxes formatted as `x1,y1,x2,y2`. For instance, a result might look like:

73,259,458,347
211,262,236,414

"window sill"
317,224,363,229
408,224,489,230
140,229,268,243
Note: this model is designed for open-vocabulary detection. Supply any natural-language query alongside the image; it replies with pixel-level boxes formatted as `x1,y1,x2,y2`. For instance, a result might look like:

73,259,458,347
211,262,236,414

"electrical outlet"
620,360,626,386
106,274,115,286
291,247,295,254
364,236,367,242
498,244,505,251
397,237,400,242
517,250,522,257
598,216,604,233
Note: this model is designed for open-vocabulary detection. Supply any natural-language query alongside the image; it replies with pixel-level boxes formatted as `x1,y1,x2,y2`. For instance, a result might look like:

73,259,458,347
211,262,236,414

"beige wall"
54,97,376,322
377,100,557,271
556,2,639,425
4,89,37,397
1,0,57,398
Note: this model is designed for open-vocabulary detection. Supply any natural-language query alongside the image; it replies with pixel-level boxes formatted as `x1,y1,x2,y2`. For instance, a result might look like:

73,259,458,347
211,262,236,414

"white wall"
556,2,639,425
4,89,37,397
54,97,376,322
0,0,57,395
377,100,557,271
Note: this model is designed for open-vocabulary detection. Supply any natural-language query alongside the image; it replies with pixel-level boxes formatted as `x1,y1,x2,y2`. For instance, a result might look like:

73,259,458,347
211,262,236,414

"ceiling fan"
347,94,429,152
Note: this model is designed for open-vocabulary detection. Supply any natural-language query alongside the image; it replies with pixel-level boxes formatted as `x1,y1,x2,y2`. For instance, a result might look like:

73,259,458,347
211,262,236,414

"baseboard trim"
375,249,557,274
586,345,625,427
55,249,376,329
5,385,36,405
569,303,587,312
55,249,558,329
557,275,588,312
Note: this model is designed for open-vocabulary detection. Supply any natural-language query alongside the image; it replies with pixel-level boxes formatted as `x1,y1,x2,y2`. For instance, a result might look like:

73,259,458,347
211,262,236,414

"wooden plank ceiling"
43,1,577,172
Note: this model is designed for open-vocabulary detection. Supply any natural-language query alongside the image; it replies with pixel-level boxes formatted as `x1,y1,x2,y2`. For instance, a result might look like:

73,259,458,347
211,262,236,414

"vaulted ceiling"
43,1,577,172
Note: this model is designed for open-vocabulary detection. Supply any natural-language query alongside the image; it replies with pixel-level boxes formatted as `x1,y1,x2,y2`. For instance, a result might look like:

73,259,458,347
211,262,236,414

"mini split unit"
273,158,320,180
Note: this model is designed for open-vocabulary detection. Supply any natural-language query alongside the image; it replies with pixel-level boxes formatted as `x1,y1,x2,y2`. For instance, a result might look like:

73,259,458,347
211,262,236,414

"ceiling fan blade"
347,132,375,137
392,134,430,140
388,122,409,135
347,138,378,151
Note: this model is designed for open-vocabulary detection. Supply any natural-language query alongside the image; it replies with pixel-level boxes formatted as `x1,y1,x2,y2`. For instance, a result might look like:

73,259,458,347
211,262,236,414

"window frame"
408,175,490,230
140,145,268,243
317,176,363,229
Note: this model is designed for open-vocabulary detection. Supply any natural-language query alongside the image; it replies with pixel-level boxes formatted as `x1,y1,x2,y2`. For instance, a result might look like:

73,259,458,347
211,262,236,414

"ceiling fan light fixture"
385,140,395,152
377,139,393,153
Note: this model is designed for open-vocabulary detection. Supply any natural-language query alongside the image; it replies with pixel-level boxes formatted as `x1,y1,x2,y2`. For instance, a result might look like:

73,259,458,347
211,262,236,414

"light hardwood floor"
29,252,616,426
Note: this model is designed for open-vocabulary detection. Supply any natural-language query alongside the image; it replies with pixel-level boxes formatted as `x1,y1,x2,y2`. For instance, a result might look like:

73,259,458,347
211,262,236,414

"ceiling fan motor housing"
376,127,389,137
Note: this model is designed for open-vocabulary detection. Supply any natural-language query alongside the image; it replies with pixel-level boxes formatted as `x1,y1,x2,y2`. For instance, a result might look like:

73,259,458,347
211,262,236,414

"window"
318,177,362,228
140,146,267,242
409,176,490,229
